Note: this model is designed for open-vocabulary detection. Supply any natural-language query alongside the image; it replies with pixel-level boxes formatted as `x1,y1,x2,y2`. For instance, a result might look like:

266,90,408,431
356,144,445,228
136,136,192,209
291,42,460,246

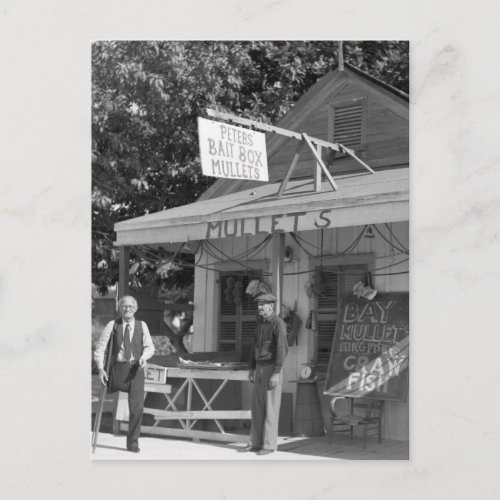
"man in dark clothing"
94,295,155,453
242,293,288,456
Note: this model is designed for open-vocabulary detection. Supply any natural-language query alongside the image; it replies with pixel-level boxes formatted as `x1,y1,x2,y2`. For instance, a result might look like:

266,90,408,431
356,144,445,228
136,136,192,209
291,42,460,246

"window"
315,263,368,370
329,97,366,158
218,272,260,362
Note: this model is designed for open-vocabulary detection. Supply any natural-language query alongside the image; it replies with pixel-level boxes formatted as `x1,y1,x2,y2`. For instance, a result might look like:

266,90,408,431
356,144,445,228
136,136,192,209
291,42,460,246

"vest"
111,318,144,361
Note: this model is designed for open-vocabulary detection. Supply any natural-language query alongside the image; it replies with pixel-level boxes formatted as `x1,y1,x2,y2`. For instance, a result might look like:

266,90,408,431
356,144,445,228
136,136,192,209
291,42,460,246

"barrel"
293,381,325,437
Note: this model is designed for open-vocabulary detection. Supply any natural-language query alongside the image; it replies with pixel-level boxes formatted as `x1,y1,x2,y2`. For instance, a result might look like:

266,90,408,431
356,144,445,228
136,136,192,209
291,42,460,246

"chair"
329,396,383,448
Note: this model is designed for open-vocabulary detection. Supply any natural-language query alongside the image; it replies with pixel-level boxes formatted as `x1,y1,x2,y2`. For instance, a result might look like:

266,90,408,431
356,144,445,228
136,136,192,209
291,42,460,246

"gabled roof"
344,62,409,102
198,64,408,202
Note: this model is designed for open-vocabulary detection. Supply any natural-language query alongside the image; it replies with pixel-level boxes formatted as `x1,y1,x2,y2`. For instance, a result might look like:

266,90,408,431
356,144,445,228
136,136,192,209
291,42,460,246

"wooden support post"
302,133,339,191
118,246,130,299
314,144,322,192
271,233,285,313
187,378,193,431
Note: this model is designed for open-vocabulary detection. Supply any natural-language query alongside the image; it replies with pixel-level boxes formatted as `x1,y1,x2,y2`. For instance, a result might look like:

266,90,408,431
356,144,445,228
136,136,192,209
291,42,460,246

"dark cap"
256,293,277,303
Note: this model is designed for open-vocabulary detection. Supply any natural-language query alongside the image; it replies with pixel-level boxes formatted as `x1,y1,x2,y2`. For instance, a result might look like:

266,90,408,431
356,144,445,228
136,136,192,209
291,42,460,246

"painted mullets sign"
198,117,269,181
205,210,333,240
324,293,409,401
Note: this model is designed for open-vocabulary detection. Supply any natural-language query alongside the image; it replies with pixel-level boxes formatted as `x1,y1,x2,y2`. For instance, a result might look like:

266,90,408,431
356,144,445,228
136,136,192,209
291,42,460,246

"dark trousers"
108,362,145,448
250,363,283,451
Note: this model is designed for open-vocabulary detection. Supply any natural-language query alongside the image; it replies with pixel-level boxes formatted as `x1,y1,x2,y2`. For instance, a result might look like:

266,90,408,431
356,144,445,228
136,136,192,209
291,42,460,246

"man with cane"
93,295,155,453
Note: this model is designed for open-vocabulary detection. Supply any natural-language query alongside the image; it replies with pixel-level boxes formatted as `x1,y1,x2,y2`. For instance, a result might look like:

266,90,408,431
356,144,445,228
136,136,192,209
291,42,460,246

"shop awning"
114,168,408,247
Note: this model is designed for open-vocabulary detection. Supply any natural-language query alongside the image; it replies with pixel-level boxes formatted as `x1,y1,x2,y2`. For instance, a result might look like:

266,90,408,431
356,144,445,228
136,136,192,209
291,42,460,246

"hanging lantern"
363,225,375,238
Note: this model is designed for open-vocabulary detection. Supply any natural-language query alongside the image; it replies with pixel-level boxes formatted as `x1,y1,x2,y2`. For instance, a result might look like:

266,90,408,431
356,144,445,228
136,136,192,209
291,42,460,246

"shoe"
257,449,274,456
127,445,140,453
238,445,260,453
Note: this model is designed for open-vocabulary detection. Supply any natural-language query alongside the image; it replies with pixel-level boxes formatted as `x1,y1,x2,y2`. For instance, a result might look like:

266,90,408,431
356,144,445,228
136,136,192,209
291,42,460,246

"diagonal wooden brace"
188,378,227,432
277,141,303,199
338,144,376,174
164,379,189,429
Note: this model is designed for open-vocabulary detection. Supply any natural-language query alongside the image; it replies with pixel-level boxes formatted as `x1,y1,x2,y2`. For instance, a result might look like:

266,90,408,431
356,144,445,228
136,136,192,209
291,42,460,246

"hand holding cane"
91,333,114,453
92,292,117,454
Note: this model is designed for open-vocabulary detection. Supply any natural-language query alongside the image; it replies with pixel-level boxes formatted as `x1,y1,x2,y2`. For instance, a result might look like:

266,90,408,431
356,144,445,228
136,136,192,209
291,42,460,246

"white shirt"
94,318,155,370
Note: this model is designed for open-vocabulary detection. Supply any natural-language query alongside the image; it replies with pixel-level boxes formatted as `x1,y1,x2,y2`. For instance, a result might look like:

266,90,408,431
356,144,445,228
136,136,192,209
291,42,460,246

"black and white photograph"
91,41,410,460
3,1,500,498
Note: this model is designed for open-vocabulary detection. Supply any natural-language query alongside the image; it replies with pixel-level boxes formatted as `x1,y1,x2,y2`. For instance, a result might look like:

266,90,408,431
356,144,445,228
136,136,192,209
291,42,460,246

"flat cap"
255,293,277,303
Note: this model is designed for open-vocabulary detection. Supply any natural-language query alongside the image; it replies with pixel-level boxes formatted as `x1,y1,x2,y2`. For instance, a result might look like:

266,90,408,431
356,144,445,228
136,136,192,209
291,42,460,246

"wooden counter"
117,365,251,444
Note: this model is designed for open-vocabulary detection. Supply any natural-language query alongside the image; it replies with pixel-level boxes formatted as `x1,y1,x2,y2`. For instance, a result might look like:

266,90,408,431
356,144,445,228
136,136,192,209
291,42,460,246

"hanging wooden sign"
324,293,409,401
198,117,269,181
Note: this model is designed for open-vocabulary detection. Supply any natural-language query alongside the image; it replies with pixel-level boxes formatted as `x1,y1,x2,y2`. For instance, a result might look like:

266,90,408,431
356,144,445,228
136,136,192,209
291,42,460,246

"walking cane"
91,290,118,454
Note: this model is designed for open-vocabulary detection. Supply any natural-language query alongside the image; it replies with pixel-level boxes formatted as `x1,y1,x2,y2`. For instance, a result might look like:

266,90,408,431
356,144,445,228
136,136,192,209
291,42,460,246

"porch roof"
114,168,409,247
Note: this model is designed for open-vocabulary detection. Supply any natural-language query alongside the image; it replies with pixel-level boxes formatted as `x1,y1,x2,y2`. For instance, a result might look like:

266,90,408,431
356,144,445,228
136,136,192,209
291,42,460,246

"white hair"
118,295,138,308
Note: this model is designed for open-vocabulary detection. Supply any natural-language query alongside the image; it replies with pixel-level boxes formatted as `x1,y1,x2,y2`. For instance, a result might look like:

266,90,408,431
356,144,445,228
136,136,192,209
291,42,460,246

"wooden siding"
192,221,409,441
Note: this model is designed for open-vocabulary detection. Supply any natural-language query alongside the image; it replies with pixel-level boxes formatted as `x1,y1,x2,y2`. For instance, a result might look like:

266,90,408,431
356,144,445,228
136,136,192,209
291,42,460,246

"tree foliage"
92,41,408,294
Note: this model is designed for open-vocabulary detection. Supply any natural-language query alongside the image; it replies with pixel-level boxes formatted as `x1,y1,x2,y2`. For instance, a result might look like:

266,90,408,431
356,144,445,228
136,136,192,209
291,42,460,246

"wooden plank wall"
192,221,409,441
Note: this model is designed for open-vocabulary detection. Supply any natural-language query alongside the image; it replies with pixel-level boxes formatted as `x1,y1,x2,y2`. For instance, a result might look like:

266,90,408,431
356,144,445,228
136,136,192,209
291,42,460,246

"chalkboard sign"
324,293,409,401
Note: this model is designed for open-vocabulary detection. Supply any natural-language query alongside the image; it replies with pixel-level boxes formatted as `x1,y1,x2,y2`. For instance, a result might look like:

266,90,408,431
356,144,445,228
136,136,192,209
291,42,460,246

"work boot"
238,445,260,453
257,449,274,456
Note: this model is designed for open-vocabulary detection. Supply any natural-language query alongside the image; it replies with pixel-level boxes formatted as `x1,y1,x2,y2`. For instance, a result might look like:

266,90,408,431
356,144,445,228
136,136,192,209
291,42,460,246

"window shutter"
334,104,363,148
218,272,259,360
241,321,256,363
316,269,339,368
315,264,368,370
317,320,337,367
317,269,339,312
219,323,237,352
240,275,257,362
219,274,238,352
331,98,366,158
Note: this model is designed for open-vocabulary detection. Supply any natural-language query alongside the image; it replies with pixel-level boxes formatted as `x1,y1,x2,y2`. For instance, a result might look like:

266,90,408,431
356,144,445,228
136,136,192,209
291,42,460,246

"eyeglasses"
121,305,136,310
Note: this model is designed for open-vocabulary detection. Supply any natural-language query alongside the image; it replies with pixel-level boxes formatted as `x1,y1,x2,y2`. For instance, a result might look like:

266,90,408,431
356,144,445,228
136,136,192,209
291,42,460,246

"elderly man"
242,293,288,456
94,295,155,453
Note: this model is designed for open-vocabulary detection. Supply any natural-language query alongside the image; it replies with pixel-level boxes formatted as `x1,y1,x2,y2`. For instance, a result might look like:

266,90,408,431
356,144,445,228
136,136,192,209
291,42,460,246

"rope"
372,224,409,254
384,223,409,253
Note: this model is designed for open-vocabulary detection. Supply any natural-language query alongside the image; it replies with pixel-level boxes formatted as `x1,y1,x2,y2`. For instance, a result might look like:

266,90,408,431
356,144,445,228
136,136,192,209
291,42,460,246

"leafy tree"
92,41,408,295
